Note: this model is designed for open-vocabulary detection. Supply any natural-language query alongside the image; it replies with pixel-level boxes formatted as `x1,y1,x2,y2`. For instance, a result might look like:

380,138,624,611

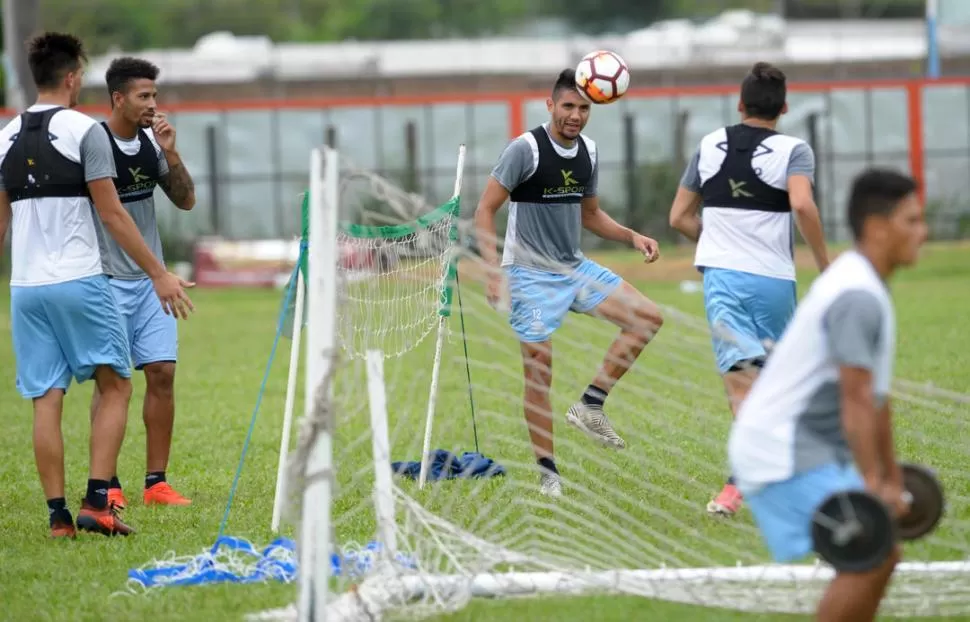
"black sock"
85,479,110,510
145,471,166,489
581,384,608,408
537,457,558,475
47,497,72,526
109,476,122,490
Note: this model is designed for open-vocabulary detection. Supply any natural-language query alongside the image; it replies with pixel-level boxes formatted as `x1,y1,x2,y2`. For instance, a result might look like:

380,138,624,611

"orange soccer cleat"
108,487,128,511
144,482,192,506
77,500,135,536
49,518,77,540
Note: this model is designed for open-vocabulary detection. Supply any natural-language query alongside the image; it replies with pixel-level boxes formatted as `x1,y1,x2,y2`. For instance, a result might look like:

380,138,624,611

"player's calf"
521,342,562,492
816,546,900,622
567,285,662,451
141,362,192,505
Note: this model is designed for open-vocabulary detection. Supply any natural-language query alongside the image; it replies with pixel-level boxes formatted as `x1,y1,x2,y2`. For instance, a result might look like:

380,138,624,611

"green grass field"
1,243,969,622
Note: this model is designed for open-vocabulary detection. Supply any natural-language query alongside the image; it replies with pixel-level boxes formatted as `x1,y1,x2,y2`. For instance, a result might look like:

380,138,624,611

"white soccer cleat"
539,472,562,497
566,402,627,449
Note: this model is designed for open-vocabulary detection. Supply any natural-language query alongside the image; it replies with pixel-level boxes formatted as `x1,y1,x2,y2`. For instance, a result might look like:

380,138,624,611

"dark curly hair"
105,56,160,97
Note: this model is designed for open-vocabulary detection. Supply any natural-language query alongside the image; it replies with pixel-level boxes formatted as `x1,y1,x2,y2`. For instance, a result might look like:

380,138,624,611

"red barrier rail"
5,75,965,205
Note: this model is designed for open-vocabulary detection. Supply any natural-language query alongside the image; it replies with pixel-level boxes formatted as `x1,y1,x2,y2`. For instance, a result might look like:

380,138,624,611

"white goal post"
271,145,466,535
256,145,970,622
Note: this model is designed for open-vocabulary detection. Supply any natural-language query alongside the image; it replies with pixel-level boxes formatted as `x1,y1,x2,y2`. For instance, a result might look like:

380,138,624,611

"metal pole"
3,0,40,110
927,0,941,79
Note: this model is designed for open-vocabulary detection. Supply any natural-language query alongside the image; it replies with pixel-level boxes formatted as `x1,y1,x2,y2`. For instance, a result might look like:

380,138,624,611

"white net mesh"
260,148,970,622
333,171,458,360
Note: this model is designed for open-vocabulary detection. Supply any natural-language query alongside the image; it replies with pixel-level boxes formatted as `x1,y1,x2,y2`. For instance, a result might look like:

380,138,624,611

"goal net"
256,145,970,622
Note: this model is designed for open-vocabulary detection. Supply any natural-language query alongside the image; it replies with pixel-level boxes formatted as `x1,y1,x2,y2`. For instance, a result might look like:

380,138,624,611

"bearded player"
90,57,197,508
474,69,664,497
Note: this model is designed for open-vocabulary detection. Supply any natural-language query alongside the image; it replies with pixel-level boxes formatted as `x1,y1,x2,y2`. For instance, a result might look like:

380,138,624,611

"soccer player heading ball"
474,68,664,497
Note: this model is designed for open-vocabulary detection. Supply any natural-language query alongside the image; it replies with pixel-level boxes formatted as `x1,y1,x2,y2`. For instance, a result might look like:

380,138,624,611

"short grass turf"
0,242,968,622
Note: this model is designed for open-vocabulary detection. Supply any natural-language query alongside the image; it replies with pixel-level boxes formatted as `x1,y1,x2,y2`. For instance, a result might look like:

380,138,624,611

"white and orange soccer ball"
574,50,630,105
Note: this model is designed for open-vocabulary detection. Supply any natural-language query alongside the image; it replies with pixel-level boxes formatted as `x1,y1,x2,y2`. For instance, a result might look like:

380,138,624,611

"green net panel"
287,193,461,359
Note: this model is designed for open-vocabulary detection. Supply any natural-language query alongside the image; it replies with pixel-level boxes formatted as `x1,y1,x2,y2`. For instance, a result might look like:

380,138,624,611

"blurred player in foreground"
0,33,193,538
90,57,197,509
474,69,664,497
729,169,925,622
668,62,829,516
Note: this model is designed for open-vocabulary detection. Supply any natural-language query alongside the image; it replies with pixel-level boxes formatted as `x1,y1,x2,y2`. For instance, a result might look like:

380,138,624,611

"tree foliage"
40,0,536,53
38,0,914,54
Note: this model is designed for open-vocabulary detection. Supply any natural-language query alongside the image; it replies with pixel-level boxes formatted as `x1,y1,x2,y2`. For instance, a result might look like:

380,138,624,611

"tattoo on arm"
159,161,195,209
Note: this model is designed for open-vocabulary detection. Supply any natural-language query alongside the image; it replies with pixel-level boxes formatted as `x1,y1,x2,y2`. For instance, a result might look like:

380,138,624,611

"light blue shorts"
743,463,865,563
702,267,797,374
11,275,131,399
109,277,178,370
507,259,622,343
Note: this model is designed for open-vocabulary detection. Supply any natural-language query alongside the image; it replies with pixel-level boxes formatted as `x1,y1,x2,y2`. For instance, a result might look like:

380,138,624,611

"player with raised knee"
474,69,664,497
728,169,926,622
668,62,829,516
0,33,194,538
90,57,197,509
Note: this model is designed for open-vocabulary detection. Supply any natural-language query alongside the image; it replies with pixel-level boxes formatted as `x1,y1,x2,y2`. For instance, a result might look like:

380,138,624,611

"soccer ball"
575,50,630,105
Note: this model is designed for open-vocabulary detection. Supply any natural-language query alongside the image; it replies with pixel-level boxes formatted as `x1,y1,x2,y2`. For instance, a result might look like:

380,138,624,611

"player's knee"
633,299,663,340
144,362,176,396
95,366,133,400
522,343,552,377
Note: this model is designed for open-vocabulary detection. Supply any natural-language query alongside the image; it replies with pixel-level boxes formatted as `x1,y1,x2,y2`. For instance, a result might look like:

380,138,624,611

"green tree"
40,0,535,52
543,0,779,33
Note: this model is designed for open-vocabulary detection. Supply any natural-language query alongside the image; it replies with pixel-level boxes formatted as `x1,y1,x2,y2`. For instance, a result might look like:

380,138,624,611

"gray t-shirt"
96,128,170,280
491,125,598,270
679,141,815,192
792,288,887,472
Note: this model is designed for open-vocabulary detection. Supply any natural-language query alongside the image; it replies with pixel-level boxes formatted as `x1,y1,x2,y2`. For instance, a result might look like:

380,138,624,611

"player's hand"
486,272,504,311
632,234,660,263
152,272,195,319
152,113,176,151
866,475,910,519
879,481,911,519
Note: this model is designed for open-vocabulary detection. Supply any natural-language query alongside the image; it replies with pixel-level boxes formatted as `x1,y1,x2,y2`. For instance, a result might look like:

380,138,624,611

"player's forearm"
842,398,883,486
793,203,829,271
875,401,901,485
99,206,167,279
0,194,10,248
582,207,633,244
161,149,196,210
473,205,500,268
0,215,9,249
671,214,702,242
